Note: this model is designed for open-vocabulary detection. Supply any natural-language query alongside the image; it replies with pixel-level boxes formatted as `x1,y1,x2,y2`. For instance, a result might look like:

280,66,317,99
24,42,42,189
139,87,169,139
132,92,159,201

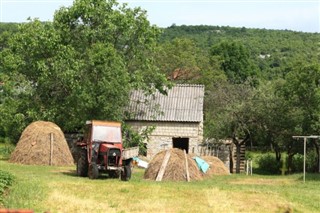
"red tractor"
76,120,138,181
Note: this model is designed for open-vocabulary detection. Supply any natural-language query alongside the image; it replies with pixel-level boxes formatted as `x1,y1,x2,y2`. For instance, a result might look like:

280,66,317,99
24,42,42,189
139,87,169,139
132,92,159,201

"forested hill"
160,25,319,78
160,25,319,55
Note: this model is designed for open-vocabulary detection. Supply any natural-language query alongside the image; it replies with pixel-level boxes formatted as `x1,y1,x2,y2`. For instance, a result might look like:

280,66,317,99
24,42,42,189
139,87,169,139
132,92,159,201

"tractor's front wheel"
88,163,99,179
77,149,88,177
121,161,132,181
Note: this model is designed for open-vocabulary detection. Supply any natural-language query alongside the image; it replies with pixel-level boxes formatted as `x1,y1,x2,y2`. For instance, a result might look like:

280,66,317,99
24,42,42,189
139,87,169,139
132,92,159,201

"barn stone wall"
126,121,203,159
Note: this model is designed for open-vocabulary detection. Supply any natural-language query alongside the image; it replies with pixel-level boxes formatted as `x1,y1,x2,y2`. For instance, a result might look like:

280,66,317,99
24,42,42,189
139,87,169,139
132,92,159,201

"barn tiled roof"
126,84,204,122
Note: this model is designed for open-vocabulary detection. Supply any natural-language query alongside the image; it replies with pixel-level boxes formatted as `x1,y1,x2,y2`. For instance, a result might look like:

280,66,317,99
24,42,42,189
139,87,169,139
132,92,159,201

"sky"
0,0,319,33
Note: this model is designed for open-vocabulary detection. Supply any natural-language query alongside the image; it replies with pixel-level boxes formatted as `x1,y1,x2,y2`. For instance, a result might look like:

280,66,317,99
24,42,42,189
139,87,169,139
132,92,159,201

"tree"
211,41,258,84
0,0,169,142
281,63,320,172
252,79,302,166
155,38,203,82
155,37,226,89
205,80,255,173
252,63,320,173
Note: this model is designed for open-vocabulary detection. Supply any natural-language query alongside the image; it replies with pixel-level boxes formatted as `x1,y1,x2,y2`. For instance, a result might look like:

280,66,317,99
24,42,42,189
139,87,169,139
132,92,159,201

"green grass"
0,159,319,213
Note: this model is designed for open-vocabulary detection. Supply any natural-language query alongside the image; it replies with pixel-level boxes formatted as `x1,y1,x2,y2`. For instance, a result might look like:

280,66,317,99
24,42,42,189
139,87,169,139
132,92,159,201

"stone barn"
126,84,204,159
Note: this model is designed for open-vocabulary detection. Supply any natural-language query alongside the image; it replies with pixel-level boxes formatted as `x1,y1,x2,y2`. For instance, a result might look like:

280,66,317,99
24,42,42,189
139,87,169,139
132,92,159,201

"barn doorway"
172,138,189,153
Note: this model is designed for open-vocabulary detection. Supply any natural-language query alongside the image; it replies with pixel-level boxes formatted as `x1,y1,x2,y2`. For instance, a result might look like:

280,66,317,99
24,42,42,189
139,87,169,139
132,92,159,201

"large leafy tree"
211,40,258,84
0,0,168,141
252,79,302,163
154,37,226,88
281,63,320,171
205,80,255,173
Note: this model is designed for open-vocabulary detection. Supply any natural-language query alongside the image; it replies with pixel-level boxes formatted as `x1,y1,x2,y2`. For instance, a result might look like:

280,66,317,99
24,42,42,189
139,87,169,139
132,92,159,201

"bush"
0,170,15,205
291,154,303,173
306,150,318,172
290,151,318,173
257,153,281,174
0,144,15,160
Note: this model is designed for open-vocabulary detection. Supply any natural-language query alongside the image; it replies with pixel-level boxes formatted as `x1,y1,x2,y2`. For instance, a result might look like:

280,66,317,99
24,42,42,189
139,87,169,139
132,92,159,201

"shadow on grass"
251,168,281,176
296,173,320,181
61,170,78,177
252,168,320,181
61,169,124,180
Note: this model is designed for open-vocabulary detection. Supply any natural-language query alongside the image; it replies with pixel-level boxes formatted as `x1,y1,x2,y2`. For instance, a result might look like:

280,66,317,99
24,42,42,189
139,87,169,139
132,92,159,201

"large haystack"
10,121,74,166
201,156,230,177
144,148,202,181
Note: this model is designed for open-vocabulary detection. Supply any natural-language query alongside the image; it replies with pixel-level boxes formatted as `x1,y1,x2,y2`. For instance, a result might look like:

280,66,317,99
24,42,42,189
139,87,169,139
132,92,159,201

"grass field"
0,160,319,213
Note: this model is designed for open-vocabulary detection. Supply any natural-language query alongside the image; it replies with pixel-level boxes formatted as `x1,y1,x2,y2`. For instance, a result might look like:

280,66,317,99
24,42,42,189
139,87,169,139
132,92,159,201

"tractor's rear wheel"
88,163,99,179
77,149,88,177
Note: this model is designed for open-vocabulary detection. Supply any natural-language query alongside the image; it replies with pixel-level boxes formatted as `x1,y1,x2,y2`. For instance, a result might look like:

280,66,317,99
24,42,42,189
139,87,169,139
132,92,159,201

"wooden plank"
156,150,171,181
184,150,190,182
50,133,53,166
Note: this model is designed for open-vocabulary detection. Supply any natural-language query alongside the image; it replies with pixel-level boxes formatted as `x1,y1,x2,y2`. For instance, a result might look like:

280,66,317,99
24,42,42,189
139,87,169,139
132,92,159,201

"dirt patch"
10,121,74,166
144,148,202,181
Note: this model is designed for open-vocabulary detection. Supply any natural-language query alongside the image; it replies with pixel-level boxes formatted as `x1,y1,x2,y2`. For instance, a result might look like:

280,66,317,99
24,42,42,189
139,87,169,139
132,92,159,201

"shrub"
0,170,15,205
0,144,15,160
290,153,303,173
290,151,318,173
257,153,281,174
306,150,318,172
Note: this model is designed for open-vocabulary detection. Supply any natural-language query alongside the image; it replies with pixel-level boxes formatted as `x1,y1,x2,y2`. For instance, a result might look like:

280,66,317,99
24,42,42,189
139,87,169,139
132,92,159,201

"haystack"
10,121,74,166
144,148,202,181
201,156,230,177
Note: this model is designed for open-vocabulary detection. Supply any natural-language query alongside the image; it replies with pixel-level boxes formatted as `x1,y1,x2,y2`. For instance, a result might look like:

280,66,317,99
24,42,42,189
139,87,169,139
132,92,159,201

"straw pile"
144,148,202,181
201,156,230,177
10,121,74,166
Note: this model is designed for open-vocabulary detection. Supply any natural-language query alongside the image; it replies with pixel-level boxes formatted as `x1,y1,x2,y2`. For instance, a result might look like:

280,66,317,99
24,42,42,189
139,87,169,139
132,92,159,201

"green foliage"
211,40,258,84
281,63,320,134
291,151,319,173
155,38,201,81
0,0,169,141
204,80,254,140
257,153,281,174
155,37,226,88
290,154,303,173
0,170,15,205
122,124,155,155
0,143,15,160
161,25,320,79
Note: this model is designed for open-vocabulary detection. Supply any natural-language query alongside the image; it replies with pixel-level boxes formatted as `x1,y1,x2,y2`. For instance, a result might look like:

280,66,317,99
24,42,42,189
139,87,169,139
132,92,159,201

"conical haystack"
201,156,230,177
144,148,202,181
10,121,74,166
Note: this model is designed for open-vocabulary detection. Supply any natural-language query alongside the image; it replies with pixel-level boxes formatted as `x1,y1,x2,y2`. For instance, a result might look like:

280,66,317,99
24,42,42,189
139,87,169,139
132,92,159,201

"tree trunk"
311,139,320,173
287,144,295,174
287,153,294,174
236,143,241,174
229,144,234,173
270,140,281,162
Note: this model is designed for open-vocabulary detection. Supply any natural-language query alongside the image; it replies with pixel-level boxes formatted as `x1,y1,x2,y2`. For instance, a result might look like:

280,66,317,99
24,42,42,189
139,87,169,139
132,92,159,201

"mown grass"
0,159,319,213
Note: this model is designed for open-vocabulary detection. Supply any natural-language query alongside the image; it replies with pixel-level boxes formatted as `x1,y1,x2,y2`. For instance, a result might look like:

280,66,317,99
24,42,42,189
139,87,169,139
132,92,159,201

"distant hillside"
0,22,19,34
160,25,320,78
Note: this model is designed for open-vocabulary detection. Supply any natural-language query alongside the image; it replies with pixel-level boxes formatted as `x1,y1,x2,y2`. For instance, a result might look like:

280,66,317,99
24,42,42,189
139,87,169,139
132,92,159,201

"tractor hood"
99,143,122,153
